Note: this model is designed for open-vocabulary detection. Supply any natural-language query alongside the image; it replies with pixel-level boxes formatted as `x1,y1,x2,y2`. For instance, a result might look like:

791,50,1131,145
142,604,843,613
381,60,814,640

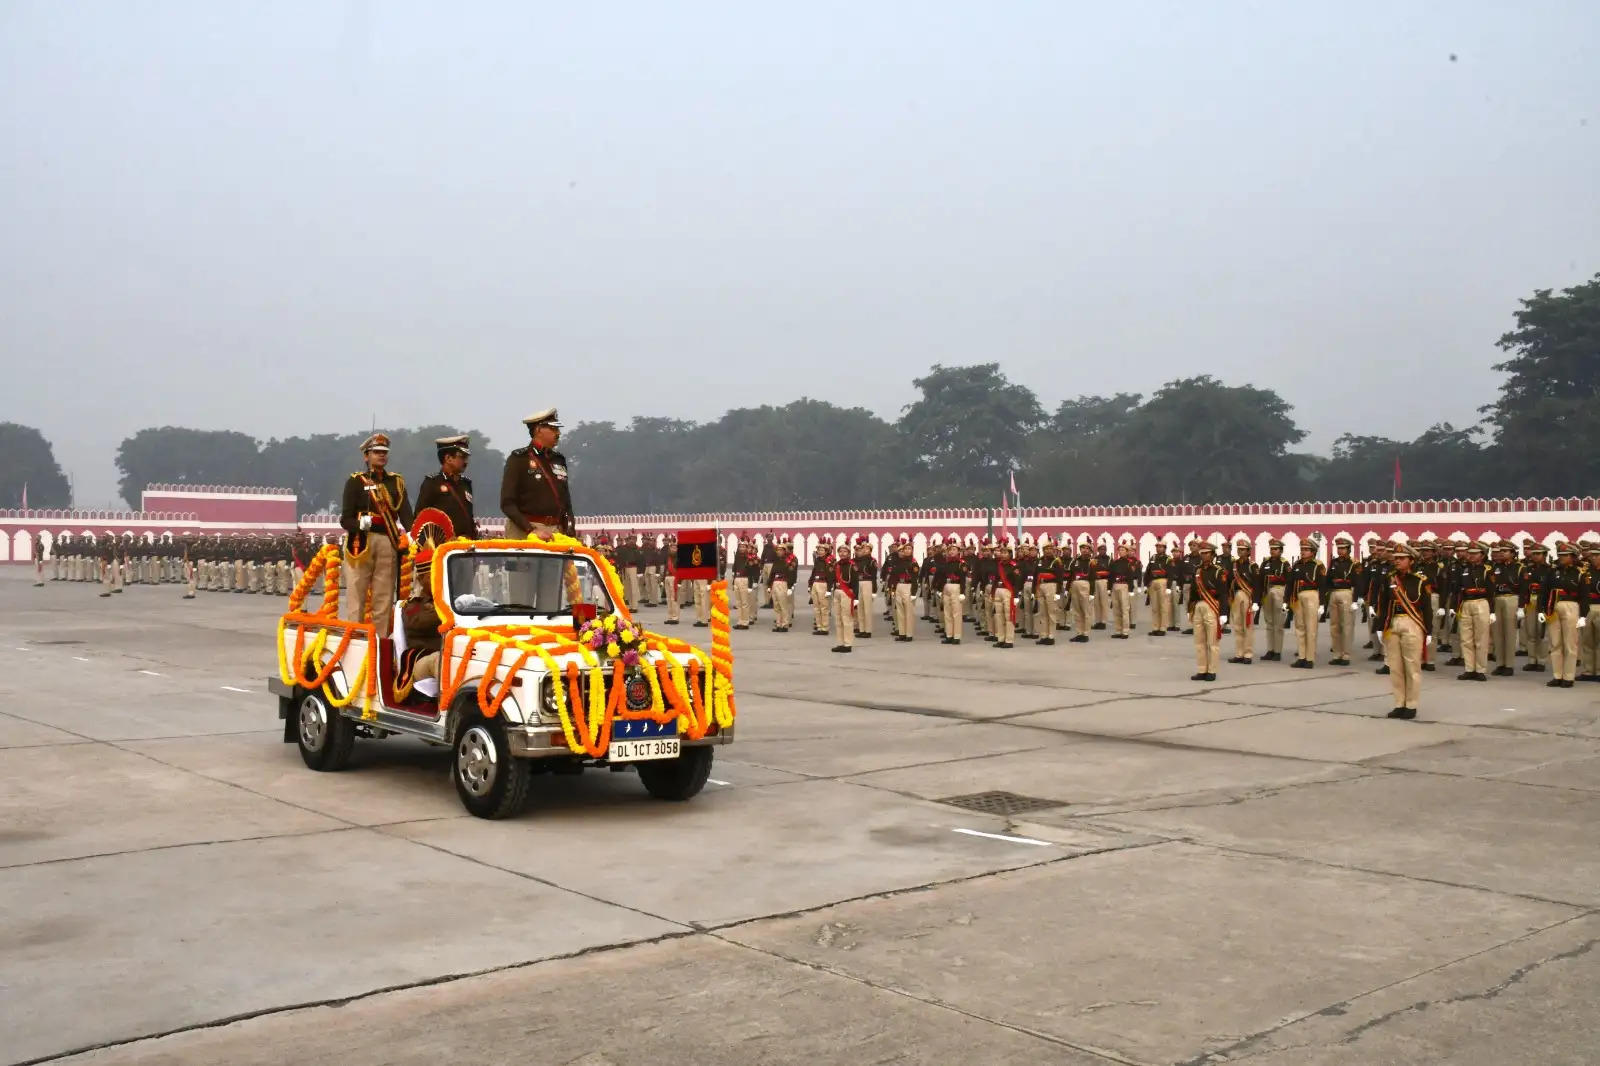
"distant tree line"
6,275,1595,513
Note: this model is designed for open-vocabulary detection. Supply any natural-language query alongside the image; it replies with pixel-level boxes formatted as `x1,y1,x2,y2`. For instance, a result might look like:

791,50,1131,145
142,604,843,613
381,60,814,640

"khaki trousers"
644,569,661,604
1383,615,1424,709
1549,601,1581,681
1192,601,1219,673
1231,589,1254,660
831,590,855,647
1492,595,1520,666
346,537,397,638
624,567,641,608
892,582,914,636
692,580,710,624
1070,580,1093,633
412,650,440,682
1019,588,1036,636
856,581,875,635
186,564,198,597
665,577,681,621
1035,582,1058,638
991,592,1016,643
1522,603,1547,665
1093,579,1109,624
1148,578,1170,630
942,581,964,640
1111,584,1133,635
810,582,831,631
1578,608,1600,676
1430,593,1449,647
1295,591,1320,661
1459,599,1491,673
1169,583,1184,628
772,579,792,628
732,577,752,626
1328,589,1354,659
1262,587,1286,653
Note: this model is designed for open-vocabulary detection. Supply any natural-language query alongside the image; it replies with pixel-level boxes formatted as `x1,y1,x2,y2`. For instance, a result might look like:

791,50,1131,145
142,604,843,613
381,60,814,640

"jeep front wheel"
453,715,531,819
637,745,714,801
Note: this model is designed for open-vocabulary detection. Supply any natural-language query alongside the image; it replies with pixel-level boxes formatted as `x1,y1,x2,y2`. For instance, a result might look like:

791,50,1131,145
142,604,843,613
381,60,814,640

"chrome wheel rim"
458,726,498,797
298,694,328,751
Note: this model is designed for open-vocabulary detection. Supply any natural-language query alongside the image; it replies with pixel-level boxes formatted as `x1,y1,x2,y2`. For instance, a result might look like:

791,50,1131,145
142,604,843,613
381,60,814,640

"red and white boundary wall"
5,495,1599,564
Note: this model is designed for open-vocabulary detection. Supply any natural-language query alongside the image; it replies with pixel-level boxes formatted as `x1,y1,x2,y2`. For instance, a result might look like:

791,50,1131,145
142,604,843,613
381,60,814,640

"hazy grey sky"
3,1,1596,506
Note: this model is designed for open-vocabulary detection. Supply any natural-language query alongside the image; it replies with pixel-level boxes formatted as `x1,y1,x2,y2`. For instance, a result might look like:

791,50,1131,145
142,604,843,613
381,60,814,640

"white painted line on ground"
139,669,163,676
73,656,91,662
221,685,253,694
951,827,1054,848
708,778,732,786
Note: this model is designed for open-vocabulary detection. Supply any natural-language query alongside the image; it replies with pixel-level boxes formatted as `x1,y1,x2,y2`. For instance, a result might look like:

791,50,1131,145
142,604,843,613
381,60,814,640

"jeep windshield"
446,551,616,620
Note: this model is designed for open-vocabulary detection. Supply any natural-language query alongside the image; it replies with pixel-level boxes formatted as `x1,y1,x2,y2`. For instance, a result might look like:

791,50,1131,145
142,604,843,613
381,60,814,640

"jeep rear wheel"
637,745,714,801
453,715,531,819
297,690,356,771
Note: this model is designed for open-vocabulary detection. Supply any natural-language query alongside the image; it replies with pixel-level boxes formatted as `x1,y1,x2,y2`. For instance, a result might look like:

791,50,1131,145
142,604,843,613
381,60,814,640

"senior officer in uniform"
501,408,575,538
339,432,414,638
415,434,479,540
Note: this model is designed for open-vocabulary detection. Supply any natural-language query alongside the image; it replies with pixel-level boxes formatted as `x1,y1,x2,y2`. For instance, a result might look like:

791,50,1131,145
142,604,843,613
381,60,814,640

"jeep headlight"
539,676,557,719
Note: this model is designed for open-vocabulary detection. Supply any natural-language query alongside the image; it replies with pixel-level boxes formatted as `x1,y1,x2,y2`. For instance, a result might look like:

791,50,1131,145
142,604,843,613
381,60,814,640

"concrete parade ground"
1,567,1598,1066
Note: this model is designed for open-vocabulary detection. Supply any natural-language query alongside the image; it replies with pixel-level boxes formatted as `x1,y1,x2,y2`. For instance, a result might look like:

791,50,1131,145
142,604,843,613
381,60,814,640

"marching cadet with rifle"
1326,536,1362,666
1453,542,1494,681
1289,539,1327,668
1257,540,1292,660
339,432,414,639
415,435,479,541
1226,539,1258,664
1188,543,1228,682
1518,542,1551,672
1489,541,1523,677
1144,540,1174,635
1376,543,1431,719
1542,543,1586,688
1109,540,1141,638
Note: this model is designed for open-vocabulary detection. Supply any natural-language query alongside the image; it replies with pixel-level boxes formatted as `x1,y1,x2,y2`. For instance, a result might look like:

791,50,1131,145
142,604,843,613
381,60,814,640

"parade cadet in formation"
1325,536,1361,666
1418,541,1450,655
339,432,413,638
825,540,857,654
1187,543,1227,682
1360,541,1392,661
919,542,943,623
1519,543,1551,671
1066,540,1096,643
758,534,777,609
501,408,575,538
1487,540,1524,677
1015,541,1038,639
728,537,759,629
1032,539,1063,645
1289,539,1327,668
415,434,479,541
1376,543,1431,719
1090,542,1112,630
1542,543,1586,688
1226,539,1258,663
1452,541,1493,681
853,540,878,638
938,539,969,644
1108,541,1140,638
1143,540,1174,635
1579,546,1600,681
880,538,916,640
810,543,834,636
615,535,640,609
989,542,1020,649
1167,541,1190,633
1256,540,1291,660
968,541,991,637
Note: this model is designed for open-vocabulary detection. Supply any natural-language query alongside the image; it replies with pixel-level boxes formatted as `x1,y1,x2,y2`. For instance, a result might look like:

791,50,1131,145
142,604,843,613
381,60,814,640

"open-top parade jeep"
268,532,735,818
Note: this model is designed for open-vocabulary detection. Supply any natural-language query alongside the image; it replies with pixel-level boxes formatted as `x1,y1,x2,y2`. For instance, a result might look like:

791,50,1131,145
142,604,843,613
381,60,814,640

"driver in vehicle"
401,549,444,692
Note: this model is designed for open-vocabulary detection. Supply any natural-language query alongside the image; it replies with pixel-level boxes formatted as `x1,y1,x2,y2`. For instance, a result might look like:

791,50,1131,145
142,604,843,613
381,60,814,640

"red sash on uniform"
1391,573,1432,663
1194,572,1223,639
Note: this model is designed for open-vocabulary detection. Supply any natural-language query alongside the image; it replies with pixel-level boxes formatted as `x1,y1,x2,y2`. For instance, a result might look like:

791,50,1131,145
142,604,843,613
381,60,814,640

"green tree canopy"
0,423,72,508
899,363,1045,504
115,427,263,507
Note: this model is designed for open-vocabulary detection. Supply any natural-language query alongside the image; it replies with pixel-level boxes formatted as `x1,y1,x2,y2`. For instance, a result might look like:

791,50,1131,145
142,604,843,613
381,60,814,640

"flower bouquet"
576,614,645,669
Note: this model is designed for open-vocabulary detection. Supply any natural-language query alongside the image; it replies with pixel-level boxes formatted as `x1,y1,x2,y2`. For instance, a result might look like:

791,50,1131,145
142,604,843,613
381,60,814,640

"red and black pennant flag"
675,529,719,580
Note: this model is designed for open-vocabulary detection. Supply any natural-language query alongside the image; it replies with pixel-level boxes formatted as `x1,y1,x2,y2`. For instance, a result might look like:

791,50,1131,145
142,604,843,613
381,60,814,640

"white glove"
1517,608,1525,621
1489,613,1496,624
1425,635,1432,645
1580,617,1588,629
1219,615,1229,625
1318,607,1326,620
358,514,372,531
1355,599,1365,609
1538,612,1546,624
1436,608,1446,617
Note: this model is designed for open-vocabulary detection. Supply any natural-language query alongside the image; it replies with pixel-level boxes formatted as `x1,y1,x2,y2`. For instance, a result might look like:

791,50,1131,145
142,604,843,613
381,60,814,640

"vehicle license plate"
609,737,680,762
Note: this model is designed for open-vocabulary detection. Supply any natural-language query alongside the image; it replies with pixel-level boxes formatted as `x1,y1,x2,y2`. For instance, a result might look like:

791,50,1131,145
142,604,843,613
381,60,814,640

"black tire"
637,745,714,801
453,713,531,819
296,689,356,771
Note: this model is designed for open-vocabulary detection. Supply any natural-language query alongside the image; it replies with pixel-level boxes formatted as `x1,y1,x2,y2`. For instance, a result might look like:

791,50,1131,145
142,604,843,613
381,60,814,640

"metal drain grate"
937,791,1066,816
